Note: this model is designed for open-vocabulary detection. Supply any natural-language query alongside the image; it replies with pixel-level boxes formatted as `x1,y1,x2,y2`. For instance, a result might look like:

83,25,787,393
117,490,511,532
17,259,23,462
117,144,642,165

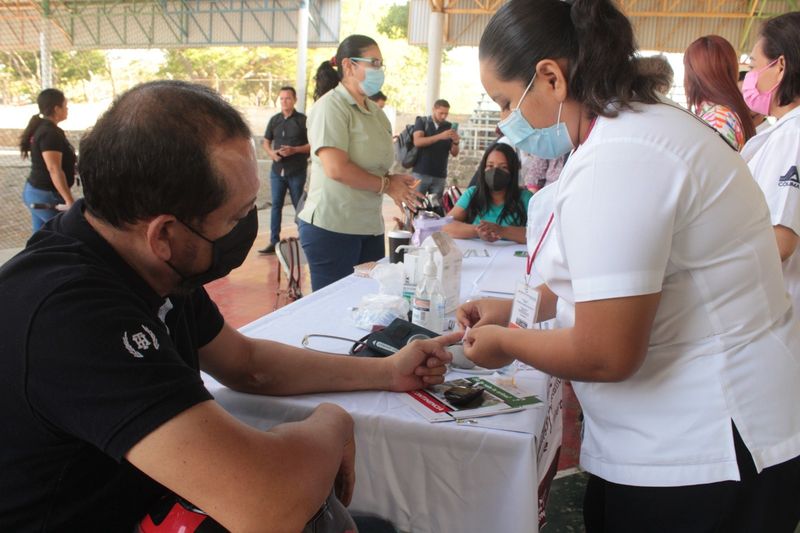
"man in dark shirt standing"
259,86,310,254
412,99,460,201
0,80,458,532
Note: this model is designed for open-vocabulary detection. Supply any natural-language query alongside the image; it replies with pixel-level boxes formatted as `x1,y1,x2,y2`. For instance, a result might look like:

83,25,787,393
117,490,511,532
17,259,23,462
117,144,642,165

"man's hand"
456,298,513,329
385,331,462,391
439,129,458,142
277,146,295,157
462,325,514,369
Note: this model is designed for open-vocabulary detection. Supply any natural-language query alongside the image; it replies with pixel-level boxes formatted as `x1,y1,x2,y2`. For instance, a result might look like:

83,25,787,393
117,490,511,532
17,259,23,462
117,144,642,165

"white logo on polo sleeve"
122,324,160,358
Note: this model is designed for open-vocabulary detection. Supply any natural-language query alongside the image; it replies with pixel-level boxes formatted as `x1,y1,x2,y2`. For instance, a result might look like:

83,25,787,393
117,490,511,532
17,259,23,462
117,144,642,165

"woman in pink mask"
741,12,800,315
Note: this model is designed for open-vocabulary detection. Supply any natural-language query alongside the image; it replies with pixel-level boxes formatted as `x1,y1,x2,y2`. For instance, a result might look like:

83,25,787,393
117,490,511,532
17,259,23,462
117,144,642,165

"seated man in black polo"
0,80,458,532
258,85,310,254
411,98,460,201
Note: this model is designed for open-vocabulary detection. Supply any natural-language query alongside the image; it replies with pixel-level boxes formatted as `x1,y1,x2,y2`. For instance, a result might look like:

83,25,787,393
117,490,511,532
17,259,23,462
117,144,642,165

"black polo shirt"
27,119,77,192
412,116,452,179
0,200,222,532
264,109,309,176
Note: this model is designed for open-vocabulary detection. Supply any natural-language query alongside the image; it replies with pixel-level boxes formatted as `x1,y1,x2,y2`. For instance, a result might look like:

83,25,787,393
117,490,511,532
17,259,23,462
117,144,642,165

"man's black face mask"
168,207,258,291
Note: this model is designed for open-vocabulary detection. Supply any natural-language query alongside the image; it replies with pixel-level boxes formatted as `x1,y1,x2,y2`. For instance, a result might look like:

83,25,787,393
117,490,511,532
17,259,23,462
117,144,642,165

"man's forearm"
413,134,443,148
231,339,392,395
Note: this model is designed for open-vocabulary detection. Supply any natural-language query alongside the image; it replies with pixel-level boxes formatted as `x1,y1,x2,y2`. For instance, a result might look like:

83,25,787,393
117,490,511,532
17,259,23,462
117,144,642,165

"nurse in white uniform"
459,1,800,532
741,12,800,314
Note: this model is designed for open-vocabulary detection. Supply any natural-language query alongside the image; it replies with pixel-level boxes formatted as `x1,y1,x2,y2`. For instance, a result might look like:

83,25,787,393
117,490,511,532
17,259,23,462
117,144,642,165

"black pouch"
350,318,439,357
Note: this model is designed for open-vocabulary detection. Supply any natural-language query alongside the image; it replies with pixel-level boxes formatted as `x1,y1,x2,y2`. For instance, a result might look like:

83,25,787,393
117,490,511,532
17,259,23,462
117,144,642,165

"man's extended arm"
199,323,461,395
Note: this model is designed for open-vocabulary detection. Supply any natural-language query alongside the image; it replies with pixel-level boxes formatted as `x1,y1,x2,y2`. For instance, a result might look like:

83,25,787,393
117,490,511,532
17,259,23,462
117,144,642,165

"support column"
40,0,53,89
425,8,445,113
296,0,310,112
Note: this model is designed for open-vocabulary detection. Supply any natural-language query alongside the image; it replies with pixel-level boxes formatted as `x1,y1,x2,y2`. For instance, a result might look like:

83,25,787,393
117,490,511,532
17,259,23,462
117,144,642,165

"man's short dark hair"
79,80,251,228
279,86,297,98
369,91,387,102
433,99,450,109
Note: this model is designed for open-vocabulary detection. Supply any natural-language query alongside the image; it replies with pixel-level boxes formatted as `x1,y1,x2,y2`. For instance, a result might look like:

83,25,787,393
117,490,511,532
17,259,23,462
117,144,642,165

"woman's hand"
456,298,513,329
386,173,424,209
462,324,514,369
477,221,502,242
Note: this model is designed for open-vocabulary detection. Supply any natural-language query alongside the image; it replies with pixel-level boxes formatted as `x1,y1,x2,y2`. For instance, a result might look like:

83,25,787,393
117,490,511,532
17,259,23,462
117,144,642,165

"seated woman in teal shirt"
444,142,532,244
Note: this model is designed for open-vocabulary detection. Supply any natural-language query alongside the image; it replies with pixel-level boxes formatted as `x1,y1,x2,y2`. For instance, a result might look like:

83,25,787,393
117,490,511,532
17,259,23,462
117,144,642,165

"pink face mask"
742,59,780,116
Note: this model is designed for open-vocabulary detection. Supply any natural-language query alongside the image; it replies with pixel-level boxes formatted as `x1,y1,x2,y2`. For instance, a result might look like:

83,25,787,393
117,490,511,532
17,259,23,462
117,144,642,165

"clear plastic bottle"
411,249,446,333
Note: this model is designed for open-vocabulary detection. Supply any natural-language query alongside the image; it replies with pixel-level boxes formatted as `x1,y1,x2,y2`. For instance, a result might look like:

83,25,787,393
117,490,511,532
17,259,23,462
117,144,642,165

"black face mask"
484,167,512,192
168,207,258,290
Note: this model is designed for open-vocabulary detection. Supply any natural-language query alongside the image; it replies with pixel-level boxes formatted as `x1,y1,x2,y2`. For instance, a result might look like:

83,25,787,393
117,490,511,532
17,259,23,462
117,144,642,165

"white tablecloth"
203,239,557,533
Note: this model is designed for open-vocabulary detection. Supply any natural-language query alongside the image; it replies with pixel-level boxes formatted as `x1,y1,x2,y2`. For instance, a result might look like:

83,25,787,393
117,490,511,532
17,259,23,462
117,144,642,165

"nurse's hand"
462,325,514,369
456,298,513,329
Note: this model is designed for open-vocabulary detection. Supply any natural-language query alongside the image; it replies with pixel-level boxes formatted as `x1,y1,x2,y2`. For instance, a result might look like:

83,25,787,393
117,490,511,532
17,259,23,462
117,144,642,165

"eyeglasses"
350,57,385,70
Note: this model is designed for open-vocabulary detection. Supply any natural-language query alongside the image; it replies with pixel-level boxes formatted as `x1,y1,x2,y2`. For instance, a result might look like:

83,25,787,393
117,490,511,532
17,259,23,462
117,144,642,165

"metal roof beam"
0,0,340,50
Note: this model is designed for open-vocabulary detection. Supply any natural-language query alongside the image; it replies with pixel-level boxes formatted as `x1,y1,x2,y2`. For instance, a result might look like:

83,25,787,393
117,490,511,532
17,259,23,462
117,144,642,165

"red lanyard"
525,116,597,277
526,212,554,276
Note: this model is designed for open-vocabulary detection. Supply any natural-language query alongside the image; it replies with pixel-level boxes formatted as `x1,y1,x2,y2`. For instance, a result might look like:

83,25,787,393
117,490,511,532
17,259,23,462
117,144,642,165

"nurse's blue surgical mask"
498,73,574,160
351,58,386,97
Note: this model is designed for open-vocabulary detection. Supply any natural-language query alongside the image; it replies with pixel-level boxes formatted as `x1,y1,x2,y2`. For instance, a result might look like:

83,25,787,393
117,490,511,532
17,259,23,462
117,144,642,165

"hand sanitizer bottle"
411,249,445,333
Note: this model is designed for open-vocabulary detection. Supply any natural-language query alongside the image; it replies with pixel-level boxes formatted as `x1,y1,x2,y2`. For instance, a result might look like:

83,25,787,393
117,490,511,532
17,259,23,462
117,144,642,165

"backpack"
394,116,430,169
441,185,462,214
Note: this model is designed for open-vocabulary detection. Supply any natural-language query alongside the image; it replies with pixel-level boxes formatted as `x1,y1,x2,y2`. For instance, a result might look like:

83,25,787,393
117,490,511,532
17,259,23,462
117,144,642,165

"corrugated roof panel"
408,0,794,52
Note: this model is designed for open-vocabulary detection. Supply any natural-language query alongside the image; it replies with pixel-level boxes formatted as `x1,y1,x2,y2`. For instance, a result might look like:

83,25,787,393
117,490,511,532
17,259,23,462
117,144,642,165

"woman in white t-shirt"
741,12,800,317
458,1,800,531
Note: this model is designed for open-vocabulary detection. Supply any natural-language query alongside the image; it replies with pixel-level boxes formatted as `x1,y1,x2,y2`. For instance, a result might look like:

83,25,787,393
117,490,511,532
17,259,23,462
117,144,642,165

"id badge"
508,283,541,330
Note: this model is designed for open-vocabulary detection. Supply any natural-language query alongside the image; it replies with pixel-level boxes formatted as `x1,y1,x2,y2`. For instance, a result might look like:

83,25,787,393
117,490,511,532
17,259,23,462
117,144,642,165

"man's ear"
146,215,179,262
535,59,570,103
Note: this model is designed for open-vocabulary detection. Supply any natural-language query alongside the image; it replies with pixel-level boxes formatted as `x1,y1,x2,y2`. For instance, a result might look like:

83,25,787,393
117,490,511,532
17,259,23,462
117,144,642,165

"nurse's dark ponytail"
479,0,660,118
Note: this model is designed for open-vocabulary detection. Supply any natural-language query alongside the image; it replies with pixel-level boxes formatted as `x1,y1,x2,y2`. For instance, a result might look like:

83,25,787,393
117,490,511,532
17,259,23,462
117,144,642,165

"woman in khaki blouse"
298,34,421,290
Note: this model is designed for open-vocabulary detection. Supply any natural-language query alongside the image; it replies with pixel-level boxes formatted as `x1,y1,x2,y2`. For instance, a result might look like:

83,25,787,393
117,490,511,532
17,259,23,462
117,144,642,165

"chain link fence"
2,107,487,250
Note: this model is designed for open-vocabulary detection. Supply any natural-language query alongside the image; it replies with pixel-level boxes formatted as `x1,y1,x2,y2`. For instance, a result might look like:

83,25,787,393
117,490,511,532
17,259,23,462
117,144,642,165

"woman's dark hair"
759,11,800,106
313,34,378,101
79,80,251,228
465,143,526,227
19,88,65,159
479,0,661,118
684,35,756,142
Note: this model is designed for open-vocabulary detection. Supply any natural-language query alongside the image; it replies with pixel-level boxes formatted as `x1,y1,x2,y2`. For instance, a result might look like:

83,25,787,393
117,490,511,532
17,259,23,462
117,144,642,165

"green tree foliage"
52,50,107,83
159,46,299,105
0,50,107,103
377,3,409,39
